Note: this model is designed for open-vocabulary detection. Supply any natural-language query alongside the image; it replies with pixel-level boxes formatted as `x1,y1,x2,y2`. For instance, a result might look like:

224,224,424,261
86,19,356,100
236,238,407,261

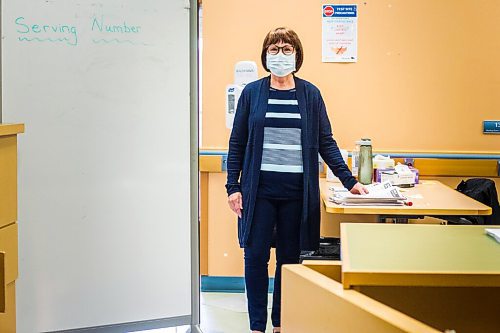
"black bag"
453,178,500,225
299,237,341,261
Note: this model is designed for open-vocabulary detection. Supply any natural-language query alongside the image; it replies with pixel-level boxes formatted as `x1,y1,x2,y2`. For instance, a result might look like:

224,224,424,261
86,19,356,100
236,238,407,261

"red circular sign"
324,6,334,16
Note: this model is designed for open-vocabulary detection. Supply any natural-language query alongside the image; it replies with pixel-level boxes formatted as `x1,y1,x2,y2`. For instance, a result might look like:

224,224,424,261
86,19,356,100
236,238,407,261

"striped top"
258,88,303,199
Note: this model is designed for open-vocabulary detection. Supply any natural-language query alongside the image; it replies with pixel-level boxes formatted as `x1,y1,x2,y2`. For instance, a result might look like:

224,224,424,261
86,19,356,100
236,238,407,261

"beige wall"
202,0,500,152
201,0,500,277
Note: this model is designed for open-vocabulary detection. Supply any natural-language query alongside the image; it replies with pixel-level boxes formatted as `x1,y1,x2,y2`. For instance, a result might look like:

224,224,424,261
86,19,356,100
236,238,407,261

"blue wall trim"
200,150,228,156
200,150,500,160
201,276,275,293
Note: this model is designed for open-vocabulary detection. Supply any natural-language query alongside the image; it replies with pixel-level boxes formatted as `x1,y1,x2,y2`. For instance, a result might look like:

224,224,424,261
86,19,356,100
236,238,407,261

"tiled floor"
133,292,274,333
200,292,274,333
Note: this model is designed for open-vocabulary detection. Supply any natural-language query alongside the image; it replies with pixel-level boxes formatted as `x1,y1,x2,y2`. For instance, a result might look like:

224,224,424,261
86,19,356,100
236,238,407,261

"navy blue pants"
244,197,302,332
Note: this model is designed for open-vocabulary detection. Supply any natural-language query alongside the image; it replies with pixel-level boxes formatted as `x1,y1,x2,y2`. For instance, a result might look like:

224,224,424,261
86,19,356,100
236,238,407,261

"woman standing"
226,27,367,333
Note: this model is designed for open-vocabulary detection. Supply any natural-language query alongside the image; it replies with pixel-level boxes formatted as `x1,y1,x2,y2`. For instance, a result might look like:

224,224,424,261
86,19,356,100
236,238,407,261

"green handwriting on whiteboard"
91,16,146,46
15,17,78,46
92,16,141,34
14,16,148,47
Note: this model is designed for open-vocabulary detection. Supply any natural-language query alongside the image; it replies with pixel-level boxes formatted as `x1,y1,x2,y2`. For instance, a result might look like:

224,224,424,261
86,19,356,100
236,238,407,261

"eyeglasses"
267,44,295,55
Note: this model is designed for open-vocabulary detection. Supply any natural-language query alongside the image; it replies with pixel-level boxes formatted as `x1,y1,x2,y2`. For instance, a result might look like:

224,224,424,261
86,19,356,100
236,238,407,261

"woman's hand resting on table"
228,192,243,218
350,182,369,195
228,184,366,216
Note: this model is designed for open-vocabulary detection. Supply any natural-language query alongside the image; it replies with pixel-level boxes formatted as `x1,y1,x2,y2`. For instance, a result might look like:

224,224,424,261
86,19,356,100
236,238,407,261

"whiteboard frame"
189,0,201,331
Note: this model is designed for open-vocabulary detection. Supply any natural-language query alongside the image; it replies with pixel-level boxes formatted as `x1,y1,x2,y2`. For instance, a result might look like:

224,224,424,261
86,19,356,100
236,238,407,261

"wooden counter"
282,264,439,333
282,223,500,333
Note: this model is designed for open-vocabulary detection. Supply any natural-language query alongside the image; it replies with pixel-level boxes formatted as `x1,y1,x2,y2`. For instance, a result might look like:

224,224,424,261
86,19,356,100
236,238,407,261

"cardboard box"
376,167,419,186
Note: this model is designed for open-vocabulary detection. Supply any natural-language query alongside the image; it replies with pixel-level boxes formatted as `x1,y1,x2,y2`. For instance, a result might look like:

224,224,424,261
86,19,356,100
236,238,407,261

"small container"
351,140,362,177
358,138,373,185
372,155,395,182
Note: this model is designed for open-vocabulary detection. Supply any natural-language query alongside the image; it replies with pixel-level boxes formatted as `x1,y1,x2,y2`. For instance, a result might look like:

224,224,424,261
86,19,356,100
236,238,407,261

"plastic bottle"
358,138,373,185
351,141,362,177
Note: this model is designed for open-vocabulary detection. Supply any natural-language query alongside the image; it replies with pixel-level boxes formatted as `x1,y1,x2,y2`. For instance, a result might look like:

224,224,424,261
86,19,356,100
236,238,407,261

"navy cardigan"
226,76,357,251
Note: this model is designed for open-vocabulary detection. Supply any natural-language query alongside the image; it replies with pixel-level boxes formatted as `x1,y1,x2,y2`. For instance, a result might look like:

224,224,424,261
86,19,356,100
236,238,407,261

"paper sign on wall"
322,4,358,62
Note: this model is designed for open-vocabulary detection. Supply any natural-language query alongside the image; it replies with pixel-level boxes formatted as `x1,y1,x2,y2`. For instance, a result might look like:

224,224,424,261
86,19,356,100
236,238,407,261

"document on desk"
485,228,500,243
329,181,406,206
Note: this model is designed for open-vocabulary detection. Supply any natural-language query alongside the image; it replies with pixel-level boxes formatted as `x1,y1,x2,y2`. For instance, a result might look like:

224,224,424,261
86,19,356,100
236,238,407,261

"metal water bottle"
358,138,373,185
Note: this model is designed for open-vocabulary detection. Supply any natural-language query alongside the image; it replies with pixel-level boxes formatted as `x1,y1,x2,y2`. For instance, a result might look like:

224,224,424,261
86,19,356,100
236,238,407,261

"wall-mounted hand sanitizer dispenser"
226,61,258,129
226,84,243,129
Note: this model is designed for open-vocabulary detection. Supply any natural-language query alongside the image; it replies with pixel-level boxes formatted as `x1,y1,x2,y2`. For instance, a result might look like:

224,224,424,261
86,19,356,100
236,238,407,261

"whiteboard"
2,0,195,332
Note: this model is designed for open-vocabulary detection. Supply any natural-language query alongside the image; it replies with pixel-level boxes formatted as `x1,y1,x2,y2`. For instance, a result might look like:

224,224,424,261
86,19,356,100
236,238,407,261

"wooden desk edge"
283,265,439,333
0,123,25,137
342,271,500,289
325,206,492,215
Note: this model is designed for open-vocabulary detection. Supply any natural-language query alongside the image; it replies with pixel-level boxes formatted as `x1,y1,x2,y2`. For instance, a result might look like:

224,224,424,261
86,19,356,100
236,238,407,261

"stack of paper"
329,182,407,206
485,228,500,244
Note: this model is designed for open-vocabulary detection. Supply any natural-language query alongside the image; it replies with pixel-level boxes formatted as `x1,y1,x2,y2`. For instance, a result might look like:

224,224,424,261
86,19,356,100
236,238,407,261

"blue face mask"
266,53,296,77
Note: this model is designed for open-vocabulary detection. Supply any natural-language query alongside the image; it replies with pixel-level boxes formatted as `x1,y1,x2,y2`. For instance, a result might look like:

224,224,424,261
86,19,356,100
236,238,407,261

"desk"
320,178,492,216
283,223,500,333
281,262,439,333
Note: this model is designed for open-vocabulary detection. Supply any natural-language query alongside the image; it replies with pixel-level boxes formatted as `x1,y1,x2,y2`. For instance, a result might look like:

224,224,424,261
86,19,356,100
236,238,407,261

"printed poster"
322,4,358,62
